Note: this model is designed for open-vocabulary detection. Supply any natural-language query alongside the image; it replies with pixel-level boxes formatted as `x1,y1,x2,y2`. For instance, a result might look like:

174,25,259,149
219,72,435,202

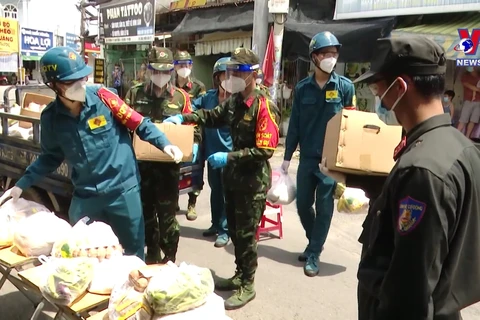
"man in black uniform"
341,36,480,319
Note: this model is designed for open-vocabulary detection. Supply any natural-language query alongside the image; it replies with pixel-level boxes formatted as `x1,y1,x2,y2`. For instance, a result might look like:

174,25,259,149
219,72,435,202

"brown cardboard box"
322,109,402,176
133,123,194,162
18,93,54,128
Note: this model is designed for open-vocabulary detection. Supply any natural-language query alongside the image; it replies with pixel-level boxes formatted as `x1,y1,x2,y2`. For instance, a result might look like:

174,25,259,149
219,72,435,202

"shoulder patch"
397,196,426,235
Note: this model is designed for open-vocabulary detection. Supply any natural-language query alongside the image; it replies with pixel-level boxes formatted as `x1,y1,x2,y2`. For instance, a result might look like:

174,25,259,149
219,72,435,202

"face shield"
146,65,173,89
174,60,193,79
222,63,259,96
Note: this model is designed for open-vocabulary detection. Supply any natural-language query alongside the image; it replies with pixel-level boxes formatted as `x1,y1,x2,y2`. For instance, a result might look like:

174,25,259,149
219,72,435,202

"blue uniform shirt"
284,72,356,161
16,85,171,196
192,89,232,158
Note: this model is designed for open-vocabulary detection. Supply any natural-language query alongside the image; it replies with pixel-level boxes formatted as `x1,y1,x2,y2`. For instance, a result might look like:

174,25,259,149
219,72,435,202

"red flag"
262,26,275,87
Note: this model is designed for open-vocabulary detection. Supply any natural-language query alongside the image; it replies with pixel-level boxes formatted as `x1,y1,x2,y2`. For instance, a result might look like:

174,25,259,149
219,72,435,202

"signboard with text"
99,0,155,44
94,58,105,84
21,28,54,56
334,0,480,20
170,0,206,11
0,18,19,54
66,32,81,52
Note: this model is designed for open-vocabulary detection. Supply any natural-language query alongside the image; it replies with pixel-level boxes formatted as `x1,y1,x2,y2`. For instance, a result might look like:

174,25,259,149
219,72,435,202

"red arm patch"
255,97,279,150
177,88,193,114
97,87,144,131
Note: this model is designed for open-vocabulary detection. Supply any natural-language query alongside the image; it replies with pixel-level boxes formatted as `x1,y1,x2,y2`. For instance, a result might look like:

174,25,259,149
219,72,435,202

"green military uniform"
125,47,201,264
174,50,207,221
181,48,281,309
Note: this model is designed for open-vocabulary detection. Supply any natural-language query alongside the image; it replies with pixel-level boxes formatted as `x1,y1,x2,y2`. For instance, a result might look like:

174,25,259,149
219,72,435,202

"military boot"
215,270,242,291
224,283,256,310
145,247,162,264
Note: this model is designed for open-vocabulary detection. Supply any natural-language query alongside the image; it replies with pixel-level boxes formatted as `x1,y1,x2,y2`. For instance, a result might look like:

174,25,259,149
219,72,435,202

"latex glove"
319,158,346,183
192,144,199,163
207,152,228,169
164,114,184,125
164,145,183,163
0,186,23,205
281,160,290,173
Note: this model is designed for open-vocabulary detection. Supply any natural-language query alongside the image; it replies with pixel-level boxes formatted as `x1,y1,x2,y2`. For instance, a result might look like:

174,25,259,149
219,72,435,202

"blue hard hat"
213,57,231,75
309,31,341,56
40,47,92,83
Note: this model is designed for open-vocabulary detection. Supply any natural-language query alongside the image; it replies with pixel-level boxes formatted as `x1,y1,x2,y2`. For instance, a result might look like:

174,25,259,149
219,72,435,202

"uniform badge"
88,115,107,130
259,118,268,131
68,52,77,60
326,90,338,99
397,196,426,235
159,51,167,58
243,114,253,121
167,103,180,109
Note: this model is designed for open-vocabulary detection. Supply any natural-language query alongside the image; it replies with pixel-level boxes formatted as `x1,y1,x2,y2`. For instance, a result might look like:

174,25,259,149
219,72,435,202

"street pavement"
1,150,480,319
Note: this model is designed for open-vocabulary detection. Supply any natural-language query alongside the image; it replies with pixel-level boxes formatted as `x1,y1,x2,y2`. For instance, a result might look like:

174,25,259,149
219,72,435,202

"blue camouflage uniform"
285,72,355,258
192,88,232,236
15,47,173,260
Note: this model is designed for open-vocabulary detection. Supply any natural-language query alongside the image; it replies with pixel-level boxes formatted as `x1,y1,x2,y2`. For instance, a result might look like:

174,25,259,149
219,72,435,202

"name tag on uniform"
326,90,338,99
243,114,253,121
88,115,107,130
168,103,180,109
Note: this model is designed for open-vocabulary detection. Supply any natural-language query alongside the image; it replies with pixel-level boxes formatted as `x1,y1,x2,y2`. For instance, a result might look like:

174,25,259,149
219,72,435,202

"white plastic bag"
13,211,72,257
8,123,33,140
266,170,296,205
89,256,146,295
153,293,226,320
0,199,50,247
337,187,370,214
40,256,97,305
145,262,214,315
51,218,122,259
108,275,153,320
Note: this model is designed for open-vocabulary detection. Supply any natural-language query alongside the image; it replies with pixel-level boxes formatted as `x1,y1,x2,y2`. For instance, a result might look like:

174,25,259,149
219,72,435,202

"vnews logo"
455,28,480,67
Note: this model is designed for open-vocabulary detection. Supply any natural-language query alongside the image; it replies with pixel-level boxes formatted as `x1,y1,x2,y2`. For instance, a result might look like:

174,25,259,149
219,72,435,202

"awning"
283,17,396,62
173,3,272,35
195,31,252,56
391,13,480,59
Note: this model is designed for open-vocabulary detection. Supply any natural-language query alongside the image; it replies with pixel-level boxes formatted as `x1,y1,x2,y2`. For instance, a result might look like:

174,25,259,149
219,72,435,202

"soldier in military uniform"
165,48,280,310
124,47,202,264
172,50,206,221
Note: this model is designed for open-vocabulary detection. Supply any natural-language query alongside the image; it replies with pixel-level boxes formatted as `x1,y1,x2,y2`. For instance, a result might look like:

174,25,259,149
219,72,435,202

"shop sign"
66,32,81,52
100,0,155,44
0,18,19,54
170,0,207,11
334,0,480,20
85,42,101,54
21,28,54,56
94,58,105,84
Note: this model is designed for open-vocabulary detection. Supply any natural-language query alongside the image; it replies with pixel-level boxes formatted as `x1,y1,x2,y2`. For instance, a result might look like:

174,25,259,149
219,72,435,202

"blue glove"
164,114,184,125
192,144,199,163
207,152,228,169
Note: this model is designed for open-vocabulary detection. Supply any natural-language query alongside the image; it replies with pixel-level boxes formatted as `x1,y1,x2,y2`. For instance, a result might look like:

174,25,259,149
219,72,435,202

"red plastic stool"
256,170,284,240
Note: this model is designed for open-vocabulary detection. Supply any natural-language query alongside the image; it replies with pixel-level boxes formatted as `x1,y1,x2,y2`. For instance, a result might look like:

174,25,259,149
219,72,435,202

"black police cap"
354,35,447,84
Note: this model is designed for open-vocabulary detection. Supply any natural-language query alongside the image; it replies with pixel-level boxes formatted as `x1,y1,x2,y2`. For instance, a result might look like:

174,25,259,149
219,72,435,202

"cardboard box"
322,109,402,176
18,93,54,129
133,123,194,162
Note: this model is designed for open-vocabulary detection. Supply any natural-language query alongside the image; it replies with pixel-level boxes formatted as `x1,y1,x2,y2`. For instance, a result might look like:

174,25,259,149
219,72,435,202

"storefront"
99,0,155,97
20,27,54,83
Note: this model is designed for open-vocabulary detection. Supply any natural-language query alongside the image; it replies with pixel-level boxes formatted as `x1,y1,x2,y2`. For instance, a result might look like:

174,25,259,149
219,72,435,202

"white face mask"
177,67,191,79
64,79,87,102
256,78,262,85
319,57,337,74
222,76,246,94
151,74,171,88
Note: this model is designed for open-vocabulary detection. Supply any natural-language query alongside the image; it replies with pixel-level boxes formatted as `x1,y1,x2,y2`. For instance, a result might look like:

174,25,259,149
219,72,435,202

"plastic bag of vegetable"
89,256,146,295
266,170,296,205
51,217,123,260
40,256,97,305
337,187,370,214
0,199,50,247
108,274,153,320
152,293,226,319
13,211,72,257
145,262,214,315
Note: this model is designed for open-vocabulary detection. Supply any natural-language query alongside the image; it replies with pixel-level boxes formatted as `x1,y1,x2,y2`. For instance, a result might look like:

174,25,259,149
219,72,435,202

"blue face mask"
443,96,449,102
375,97,399,125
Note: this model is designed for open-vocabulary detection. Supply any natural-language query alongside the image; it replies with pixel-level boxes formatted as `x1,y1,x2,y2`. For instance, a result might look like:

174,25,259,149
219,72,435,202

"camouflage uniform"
125,47,201,264
181,48,280,309
174,50,207,220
